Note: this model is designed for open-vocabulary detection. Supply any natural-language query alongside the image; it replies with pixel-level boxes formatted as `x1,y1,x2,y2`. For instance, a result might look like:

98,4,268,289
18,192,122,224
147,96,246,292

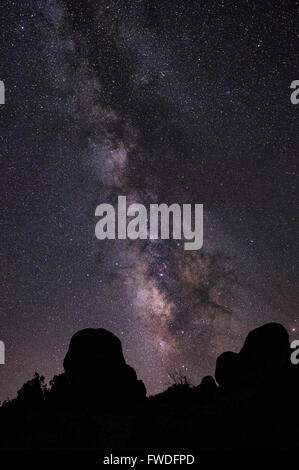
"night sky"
0,0,298,402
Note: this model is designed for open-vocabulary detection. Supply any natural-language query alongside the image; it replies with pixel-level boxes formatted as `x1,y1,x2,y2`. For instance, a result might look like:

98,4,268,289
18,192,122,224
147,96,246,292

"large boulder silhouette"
239,322,290,384
215,351,240,390
215,323,291,391
63,328,146,404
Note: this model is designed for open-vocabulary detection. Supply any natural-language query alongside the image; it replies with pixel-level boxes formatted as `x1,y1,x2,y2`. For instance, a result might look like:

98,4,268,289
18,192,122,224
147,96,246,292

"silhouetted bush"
16,372,47,408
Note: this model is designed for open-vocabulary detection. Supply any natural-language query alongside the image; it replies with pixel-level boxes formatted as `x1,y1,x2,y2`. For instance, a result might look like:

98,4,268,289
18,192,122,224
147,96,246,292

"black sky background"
0,0,298,401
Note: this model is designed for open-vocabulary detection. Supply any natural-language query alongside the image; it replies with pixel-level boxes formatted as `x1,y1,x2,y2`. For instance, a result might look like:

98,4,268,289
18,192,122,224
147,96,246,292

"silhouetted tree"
16,372,47,408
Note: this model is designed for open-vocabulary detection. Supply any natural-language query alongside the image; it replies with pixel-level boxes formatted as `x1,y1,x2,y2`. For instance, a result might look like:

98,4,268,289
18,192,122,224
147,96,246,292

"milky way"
0,0,298,400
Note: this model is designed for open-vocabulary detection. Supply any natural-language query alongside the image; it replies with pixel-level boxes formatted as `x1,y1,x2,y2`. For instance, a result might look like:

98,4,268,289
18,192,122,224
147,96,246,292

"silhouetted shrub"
16,372,47,408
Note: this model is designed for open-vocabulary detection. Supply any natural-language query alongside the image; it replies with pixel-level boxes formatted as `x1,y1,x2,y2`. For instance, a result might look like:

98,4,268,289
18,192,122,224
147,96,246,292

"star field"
0,0,298,401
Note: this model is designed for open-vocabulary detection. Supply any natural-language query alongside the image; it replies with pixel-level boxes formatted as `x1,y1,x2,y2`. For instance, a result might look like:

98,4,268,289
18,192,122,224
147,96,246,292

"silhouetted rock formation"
0,322,298,452
200,375,217,389
215,323,295,395
62,328,146,405
215,351,240,391
239,322,290,384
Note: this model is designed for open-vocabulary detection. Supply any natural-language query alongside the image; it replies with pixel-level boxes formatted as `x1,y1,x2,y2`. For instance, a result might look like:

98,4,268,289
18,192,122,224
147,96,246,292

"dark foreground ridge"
0,323,298,451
